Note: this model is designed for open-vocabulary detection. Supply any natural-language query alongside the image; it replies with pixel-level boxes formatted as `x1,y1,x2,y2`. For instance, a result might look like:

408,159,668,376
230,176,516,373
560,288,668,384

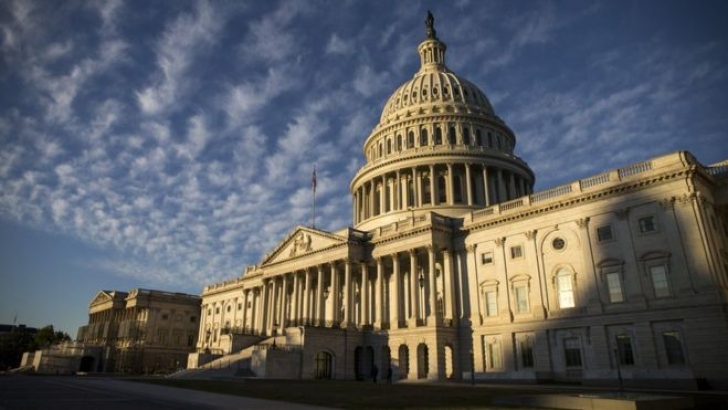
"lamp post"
272,322,278,349
470,348,475,386
614,346,624,393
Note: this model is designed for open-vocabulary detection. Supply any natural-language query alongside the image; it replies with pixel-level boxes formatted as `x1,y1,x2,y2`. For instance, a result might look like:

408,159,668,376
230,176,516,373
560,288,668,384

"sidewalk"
61,377,335,410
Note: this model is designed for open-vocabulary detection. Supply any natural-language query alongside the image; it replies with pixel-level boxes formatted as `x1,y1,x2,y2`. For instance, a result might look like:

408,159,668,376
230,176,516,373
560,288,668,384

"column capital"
575,217,590,229
465,243,477,253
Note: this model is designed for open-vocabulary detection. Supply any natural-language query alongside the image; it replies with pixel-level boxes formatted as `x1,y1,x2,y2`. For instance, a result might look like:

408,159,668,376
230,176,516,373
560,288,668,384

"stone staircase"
168,335,283,380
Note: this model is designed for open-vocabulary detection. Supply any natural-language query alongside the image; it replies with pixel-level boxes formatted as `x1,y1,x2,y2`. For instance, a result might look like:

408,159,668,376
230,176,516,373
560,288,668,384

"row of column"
199,246,463,344
255,247,460,333
354,163,531,224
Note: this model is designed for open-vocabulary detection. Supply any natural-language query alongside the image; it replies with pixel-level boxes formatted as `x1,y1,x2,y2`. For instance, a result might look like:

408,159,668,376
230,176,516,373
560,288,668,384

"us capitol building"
185,13,728,389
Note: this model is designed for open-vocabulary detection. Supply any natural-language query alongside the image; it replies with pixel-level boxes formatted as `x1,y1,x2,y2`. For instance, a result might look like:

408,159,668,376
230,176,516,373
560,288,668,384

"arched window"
448,126,456,145
434,127,442,145
387,139,392,154
422,175,431,204
397,135,402,151
453,175,463,203
437,174,446,203
378,143,382,157
555,268,575,308
487,132,493,147
420,129,428,146
407,177,415,207
463,128,470,145
408,131,415,148
476,129,482,146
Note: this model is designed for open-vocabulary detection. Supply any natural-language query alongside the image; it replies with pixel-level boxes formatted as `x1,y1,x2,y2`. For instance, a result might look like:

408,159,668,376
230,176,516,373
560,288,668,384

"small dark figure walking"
386,367,393,384
371,365,378,383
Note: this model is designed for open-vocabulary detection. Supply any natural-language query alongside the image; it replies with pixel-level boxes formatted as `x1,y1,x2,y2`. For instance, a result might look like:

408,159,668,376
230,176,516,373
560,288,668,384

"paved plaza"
0,375,330,410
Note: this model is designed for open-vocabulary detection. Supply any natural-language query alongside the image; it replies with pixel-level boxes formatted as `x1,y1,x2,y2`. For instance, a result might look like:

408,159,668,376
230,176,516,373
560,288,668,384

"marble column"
303,268,312,324
409,249,419,326
427,246,437,325
391,253,401,329
361,263,370,325
482,166,491,206
342,260,352,327
316,265,324,326
331,262,340,324
374,257,383,328
446,163,454,205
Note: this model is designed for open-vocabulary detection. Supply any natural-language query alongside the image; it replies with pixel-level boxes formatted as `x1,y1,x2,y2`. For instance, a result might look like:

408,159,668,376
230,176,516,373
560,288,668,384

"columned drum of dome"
351,15,535,231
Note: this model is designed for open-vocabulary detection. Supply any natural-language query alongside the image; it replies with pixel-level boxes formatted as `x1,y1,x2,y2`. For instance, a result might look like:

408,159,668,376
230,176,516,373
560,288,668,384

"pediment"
89,290,114,307
260,226,348,266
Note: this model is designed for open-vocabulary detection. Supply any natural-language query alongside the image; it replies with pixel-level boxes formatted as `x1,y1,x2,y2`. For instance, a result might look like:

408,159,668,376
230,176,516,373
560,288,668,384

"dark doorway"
314,351,333,379
79,356,95,372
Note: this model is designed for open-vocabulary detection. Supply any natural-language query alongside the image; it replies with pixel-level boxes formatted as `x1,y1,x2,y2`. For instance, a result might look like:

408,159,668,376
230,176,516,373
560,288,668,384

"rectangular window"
510,245,523,259
663,332,686,365
187,335,194,347
515,286,529,314
161,313,169,320
616,335,635,365
650,265,669,297
557,274,575,308
520,339,534,368
563,338,582,367
481,252,493,264
485,291,497,317
488,342,502,369
606,273,624,303
597,225,613,242
157,329,168,344
190,316,196,323
638,216,656,233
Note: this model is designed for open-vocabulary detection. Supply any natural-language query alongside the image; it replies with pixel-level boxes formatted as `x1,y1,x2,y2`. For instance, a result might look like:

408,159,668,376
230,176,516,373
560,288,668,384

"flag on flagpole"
311,166,317,192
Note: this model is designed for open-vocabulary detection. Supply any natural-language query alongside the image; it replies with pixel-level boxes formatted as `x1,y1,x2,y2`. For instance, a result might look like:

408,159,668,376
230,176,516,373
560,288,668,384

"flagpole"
312,165,317,229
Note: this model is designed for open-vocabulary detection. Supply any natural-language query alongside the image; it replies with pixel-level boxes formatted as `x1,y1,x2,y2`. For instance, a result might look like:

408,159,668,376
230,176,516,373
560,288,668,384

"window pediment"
640,250,670,262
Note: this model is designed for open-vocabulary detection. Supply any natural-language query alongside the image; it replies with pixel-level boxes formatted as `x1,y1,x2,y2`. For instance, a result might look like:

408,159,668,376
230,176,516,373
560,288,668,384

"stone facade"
77,288,201,373
190,14,728,389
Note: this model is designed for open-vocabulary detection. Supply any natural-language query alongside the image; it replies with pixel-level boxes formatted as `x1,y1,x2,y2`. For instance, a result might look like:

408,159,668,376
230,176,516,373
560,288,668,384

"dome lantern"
419,10,447,73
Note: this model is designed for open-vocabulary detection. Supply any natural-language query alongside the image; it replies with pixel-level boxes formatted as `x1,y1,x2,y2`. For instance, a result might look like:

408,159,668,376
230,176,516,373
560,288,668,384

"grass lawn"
133,378,728,409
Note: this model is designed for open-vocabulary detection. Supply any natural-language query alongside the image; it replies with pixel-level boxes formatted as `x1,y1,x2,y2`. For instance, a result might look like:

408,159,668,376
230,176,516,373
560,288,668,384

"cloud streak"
0,0,726,304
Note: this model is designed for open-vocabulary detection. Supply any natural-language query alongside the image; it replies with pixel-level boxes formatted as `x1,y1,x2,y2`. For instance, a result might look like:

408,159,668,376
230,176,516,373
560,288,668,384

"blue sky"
1,0,727,336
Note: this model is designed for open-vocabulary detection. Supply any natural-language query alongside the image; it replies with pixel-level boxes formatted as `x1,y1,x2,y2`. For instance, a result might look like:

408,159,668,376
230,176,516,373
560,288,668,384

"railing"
707,164,728,177
531,184,572,203
220,327,266,336
471,159,658,223
579,172,610,189
500,198,524,211
618,160,652,179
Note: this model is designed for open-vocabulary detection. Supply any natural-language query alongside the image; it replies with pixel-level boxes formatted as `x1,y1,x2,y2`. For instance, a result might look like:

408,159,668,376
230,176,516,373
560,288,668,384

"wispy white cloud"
243,2,307,64
137,0,222,116
0,1,726,314
325,33,353,55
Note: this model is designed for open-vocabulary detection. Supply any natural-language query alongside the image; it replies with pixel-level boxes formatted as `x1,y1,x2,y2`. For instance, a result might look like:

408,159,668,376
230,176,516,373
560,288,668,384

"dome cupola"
350,12,535,231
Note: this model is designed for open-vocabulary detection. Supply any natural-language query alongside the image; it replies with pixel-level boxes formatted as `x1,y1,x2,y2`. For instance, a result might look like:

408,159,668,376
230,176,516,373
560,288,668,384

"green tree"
0,329,35,370
0,325,71,370
33,325,70,348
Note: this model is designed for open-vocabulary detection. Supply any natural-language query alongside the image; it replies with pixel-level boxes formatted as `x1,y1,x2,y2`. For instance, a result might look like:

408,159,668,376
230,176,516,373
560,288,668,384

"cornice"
465,167,693,234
